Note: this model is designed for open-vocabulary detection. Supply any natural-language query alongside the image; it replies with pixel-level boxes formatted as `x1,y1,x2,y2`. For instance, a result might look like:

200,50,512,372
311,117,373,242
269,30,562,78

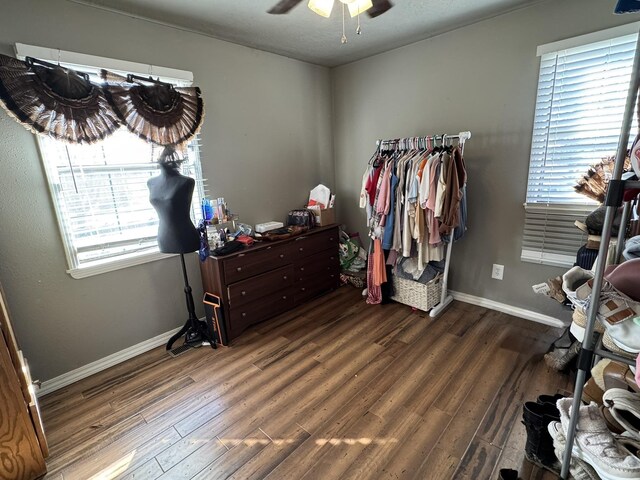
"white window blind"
40,134,204,277
30,48,205,278
522,32,638,267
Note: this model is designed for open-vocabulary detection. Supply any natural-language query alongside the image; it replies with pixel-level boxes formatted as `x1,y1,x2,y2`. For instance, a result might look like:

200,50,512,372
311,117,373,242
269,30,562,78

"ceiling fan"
268,0,394,18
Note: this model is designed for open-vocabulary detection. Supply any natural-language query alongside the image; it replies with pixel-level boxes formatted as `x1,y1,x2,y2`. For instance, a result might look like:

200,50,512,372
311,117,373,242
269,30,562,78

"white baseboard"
38,294,565,397
449,290,568,329
37,326,183,397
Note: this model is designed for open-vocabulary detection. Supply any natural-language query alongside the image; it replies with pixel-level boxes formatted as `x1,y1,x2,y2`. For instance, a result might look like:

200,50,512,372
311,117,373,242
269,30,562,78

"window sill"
67,251,177,279
521,249,575,269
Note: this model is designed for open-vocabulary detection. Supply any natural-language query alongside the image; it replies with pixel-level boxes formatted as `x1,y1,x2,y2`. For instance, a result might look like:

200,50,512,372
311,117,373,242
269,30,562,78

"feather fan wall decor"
0,54,120,144
100,70,204,147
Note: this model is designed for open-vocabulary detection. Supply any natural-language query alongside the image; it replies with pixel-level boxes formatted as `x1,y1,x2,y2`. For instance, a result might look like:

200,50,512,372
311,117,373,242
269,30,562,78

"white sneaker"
616,432,640,456
563,266,593,309
604,389,640,440
557,398,640,480
597,285,640,354
548,421,599,480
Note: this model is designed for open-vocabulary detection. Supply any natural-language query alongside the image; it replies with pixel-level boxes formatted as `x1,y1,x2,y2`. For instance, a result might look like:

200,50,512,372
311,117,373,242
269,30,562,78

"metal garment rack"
375,130,472,318
559,33,640,480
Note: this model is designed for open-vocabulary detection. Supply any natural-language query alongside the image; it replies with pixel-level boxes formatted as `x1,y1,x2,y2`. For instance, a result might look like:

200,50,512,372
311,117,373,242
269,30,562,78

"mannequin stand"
166,253,216,351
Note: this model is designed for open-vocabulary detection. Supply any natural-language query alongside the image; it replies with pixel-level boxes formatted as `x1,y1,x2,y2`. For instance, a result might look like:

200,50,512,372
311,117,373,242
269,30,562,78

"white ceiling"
70,0,544,67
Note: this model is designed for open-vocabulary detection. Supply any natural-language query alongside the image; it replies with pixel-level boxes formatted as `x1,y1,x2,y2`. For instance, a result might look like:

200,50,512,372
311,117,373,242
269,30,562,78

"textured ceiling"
70,0,544,66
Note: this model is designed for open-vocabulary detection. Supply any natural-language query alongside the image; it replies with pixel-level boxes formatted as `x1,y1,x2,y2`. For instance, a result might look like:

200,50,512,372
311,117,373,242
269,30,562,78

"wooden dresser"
0,284,48,480
200,224,340,343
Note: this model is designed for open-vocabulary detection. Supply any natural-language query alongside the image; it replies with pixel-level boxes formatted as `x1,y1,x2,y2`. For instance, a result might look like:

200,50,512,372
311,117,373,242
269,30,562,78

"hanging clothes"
382,164,399,250
359,135,468,294
440,146,467,235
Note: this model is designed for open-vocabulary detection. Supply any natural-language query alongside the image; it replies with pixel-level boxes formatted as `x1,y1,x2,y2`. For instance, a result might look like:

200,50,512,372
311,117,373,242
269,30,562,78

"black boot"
498,468,520,480
522,401,560,468
537,393,564,407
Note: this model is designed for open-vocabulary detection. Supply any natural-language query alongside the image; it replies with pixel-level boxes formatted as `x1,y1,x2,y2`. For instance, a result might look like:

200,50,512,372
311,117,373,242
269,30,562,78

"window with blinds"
40,132,205,277
522,31,638,268
24,49,207,278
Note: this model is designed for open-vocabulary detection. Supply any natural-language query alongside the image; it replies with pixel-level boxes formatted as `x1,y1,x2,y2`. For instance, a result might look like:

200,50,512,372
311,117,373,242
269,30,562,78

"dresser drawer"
289,228,339,260
294,273,339,305
227,265,293,307
229,289,295,338
223,245,289,284
295,248,339,280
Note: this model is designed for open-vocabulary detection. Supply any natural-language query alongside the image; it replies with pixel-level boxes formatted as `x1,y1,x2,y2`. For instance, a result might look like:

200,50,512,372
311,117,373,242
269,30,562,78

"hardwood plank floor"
40,286,571,480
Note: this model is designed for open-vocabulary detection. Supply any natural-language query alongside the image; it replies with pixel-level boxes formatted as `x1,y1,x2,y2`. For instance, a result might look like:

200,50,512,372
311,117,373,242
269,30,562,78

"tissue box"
255,221,284,233
313,207,335,226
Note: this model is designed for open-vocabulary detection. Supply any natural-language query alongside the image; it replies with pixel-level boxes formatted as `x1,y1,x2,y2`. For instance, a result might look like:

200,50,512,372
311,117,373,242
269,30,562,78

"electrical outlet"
492,264,504,280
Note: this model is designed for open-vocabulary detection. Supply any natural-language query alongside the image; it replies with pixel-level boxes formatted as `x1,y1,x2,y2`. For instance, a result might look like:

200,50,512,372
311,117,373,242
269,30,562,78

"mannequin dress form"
148,158,215,350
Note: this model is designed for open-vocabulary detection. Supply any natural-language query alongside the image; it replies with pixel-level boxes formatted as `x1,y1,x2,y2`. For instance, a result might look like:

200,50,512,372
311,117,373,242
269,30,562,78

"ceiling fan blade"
367,0,393,18
268,0,305,14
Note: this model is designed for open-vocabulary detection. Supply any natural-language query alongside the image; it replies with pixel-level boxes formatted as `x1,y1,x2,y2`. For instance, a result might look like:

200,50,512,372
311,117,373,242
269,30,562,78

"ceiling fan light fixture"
347,0,373,17
307,0,334,17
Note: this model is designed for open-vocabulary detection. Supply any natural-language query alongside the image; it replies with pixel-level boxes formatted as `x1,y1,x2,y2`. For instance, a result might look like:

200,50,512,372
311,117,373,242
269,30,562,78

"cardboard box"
313,207,335,226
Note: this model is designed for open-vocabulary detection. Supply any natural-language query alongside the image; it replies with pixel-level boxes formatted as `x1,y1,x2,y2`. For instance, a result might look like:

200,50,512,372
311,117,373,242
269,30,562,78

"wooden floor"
40,286,572,480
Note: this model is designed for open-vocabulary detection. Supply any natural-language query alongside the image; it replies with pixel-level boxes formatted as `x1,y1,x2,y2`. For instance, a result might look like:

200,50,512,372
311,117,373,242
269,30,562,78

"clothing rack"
559,33,640,480
374,130,471,318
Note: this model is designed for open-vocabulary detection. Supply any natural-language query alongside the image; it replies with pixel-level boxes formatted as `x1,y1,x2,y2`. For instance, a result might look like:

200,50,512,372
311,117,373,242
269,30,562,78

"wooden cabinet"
200,225,340,343
0,284,48,480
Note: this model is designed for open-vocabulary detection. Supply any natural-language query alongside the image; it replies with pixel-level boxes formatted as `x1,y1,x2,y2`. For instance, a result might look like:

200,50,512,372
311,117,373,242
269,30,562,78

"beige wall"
331,0,636,319
0,0,334,380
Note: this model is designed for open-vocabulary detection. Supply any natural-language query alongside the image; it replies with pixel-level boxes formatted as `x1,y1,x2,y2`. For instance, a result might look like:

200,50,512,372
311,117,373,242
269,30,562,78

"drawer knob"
236,267,242,272
330,257,334,260
279,254,284,259
330,237,334,241
242,313,247,318
301,287,306,292
283,276,288,280
241,291,246,296
299,247,304,252
300,267,305,271
330,275,335,278
282,295,287,300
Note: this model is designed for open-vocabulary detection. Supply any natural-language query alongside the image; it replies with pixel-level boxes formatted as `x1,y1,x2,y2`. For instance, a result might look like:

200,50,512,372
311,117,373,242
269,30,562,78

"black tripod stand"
166,254,216,351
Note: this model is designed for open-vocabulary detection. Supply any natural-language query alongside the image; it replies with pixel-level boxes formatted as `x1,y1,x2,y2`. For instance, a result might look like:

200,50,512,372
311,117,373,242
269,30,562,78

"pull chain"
356,7,362,35
341,3,347,44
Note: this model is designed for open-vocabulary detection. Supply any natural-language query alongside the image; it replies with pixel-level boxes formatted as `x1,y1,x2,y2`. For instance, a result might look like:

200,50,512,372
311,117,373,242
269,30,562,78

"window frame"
17,44,204,279
521,23,640,268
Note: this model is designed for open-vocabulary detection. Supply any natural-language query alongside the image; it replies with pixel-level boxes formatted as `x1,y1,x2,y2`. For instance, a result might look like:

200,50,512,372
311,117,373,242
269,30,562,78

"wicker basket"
390,274,443,312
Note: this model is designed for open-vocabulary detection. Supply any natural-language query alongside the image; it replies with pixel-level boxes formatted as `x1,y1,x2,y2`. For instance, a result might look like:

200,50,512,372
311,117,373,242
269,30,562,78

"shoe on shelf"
557,398,640,480
548,421,600,480
603,361,640,394
546,275,566,303
603,389,640,440
586,280,640,354
544,340,581,371
604,258,640,302
602,404,627,435
563,266,594,308
616,432,640,457
570,307,606,343
602,332,639,361
583,376,605,405
550,328,573,350
538,393,565,407
522,401,560,469
497,468,520,480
